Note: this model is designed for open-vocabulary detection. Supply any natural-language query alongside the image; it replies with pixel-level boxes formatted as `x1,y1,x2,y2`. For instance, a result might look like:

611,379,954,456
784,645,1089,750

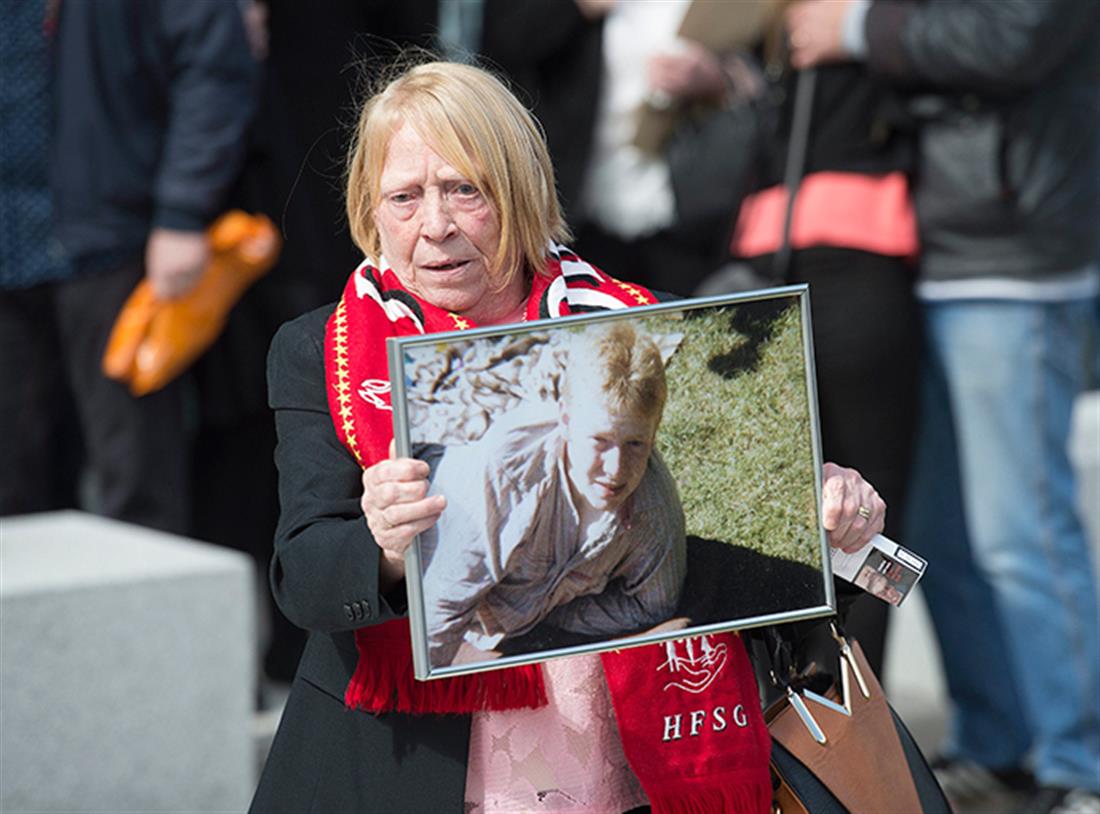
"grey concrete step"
1,511,256,813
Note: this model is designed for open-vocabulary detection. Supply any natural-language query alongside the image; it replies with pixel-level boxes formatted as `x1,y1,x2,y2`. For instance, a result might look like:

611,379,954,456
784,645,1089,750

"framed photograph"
389,285,834,680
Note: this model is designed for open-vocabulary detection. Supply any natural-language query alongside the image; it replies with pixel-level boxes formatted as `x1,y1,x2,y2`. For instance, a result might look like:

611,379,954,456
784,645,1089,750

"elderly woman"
250,61,885,814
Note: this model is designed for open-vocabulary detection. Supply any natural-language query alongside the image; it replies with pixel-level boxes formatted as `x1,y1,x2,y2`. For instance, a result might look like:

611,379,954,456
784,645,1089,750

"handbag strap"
749,616,842,696
758,621,864,746
771,67,817,281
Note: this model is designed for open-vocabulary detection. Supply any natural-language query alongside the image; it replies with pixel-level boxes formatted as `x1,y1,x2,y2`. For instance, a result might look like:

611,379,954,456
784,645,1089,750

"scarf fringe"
344,634,546,714
647,775,773,814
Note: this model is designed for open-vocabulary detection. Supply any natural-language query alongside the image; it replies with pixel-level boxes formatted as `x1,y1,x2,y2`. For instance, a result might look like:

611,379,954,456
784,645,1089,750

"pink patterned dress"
464,655,649,813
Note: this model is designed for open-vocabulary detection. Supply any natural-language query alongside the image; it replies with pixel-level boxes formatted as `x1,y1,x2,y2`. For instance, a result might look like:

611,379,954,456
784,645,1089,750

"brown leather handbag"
764,625,951,814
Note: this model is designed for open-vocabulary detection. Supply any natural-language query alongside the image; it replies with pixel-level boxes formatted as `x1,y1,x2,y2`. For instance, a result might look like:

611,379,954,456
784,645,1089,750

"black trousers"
0,263,190,533
192,415,306,681
774,247,922,673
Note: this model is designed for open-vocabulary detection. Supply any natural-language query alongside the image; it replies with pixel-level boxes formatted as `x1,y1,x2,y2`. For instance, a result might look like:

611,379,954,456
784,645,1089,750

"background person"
717,9,921,678
189,0,439,695
788,1,1100,811
252,60,887,814
420,323,686,666
0,0,81,517
10,0,260,534
481,0,733,295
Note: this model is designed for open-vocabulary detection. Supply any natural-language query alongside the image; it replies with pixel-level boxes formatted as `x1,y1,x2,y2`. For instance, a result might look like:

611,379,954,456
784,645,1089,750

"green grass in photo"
647,301,821,567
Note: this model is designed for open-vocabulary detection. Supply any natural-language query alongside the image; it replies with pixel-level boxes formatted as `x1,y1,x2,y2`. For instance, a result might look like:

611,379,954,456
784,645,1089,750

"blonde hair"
564,323,668,423
345,60,570,288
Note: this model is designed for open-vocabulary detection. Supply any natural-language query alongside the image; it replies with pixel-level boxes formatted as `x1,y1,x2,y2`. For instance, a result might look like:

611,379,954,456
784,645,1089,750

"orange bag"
102,211,281,396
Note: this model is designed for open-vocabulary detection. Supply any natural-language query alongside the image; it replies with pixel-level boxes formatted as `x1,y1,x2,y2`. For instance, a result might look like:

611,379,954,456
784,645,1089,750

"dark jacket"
251,305,471,812
753,62,915,189
52,0,260,266
192,0,439,424
480,0,604,223
864,0,1100,283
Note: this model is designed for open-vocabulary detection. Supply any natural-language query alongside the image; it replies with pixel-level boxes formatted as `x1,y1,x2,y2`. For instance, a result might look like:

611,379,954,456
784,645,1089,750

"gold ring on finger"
857,505,872,520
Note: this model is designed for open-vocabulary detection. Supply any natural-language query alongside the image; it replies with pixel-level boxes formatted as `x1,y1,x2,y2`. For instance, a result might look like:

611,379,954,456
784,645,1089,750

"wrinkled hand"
648,40,727,101
361,441,446,586
145,227,209,300
786,0,854,70
821,462,885,553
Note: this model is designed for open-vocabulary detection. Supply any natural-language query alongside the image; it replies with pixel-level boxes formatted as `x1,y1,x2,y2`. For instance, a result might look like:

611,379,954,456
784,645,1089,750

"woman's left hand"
821,462,885,553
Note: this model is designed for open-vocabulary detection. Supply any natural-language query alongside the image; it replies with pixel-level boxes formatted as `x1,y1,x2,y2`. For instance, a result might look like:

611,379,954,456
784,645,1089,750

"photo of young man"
418,322,686,667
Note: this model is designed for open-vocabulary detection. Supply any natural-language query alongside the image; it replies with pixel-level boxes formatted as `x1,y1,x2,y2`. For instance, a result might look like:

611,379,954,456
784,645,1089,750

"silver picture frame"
388,285,835,680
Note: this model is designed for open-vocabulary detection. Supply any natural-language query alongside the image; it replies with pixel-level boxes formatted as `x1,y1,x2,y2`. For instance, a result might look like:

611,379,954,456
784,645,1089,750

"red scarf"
324,244,771,814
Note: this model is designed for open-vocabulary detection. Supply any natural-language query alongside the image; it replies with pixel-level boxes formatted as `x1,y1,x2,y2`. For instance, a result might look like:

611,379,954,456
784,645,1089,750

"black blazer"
250,304,471,813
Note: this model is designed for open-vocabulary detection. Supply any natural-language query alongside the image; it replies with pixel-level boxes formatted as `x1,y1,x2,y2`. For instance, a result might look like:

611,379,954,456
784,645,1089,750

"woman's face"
374,123,520,323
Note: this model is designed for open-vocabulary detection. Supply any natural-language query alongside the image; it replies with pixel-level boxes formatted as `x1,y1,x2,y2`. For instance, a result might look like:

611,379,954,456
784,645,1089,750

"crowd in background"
1,1,1097,812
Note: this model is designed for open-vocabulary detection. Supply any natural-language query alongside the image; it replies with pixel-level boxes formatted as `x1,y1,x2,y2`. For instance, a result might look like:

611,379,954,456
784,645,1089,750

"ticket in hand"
830,534,927,607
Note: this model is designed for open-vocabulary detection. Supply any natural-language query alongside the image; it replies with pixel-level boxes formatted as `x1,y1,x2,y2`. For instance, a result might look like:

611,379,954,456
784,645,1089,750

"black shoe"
1017,787,1100,814
931,756,1036,809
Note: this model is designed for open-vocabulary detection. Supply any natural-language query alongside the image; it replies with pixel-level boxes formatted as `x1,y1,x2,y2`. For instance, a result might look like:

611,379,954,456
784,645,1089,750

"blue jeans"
907,298,1100,790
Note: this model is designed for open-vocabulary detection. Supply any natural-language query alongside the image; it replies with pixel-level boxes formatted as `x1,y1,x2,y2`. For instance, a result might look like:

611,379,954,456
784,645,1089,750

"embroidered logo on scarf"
660,635,729,695
358,379,392,411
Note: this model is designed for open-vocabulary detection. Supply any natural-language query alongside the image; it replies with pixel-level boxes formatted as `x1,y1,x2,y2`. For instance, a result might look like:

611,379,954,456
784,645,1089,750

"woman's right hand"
360,441,446,587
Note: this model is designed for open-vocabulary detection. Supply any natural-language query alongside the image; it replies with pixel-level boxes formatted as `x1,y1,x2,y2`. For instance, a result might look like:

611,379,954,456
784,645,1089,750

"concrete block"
1,511,255,813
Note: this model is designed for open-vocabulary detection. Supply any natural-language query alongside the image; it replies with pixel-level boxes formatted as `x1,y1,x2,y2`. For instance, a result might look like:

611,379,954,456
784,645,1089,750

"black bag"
680,68,818,295
665,97,762,250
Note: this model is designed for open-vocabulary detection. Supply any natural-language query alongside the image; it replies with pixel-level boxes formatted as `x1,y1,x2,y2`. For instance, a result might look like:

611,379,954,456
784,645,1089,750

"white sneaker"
1047,788,1100,814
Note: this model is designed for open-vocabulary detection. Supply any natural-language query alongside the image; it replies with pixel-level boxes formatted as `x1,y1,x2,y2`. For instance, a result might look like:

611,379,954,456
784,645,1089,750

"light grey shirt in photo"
420,401,687,666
